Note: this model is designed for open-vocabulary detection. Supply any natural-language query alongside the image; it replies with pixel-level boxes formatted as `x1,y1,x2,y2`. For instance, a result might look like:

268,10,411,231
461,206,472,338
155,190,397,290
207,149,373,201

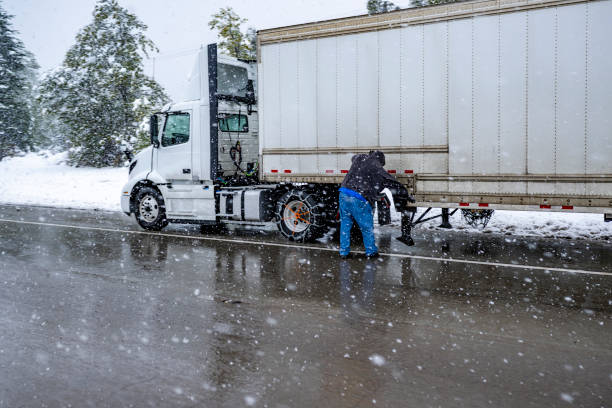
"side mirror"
149,114,160,148
122,146,133,162
245,79,256,105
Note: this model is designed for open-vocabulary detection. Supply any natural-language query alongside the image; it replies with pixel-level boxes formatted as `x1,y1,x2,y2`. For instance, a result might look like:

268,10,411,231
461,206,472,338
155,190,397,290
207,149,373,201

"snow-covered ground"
0,151,126,212
407,208,611,241
0,152,610,241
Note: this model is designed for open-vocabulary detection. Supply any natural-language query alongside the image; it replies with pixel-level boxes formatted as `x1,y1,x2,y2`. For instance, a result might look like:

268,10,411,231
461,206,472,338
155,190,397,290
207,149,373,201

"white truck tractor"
122,0,612,243
121,44,352,242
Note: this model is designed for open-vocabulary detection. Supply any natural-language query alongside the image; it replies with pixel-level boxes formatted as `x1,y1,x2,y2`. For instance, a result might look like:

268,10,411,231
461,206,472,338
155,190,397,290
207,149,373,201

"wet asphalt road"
0,204,610,408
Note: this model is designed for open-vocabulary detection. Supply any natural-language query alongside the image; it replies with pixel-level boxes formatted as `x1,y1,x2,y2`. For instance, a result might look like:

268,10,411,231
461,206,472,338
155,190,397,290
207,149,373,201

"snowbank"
382,194,611,242
0,151,126,212
405,208,611,242
0,152,610,241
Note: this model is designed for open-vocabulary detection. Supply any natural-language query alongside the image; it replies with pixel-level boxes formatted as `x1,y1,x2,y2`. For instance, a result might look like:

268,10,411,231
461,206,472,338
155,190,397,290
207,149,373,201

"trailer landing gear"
397,210,416,246
439,208,452,229
396,208,460,246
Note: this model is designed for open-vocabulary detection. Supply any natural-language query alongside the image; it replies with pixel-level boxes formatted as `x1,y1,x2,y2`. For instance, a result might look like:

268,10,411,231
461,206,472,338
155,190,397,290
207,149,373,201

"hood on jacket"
369,150,385,166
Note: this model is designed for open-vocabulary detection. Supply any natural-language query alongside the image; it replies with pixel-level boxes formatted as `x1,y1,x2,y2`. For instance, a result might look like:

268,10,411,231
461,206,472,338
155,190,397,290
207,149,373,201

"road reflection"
1,214,610,407
122,229,612,314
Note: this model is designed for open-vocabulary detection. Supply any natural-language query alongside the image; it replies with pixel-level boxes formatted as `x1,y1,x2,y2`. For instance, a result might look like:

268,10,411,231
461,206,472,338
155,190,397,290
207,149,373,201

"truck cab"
121,44,320,236
121,45,261,223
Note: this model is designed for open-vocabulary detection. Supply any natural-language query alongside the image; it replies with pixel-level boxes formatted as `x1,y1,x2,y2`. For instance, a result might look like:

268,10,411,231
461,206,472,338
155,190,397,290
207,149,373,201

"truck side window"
161,113,190,147
218,114,248,133
217,64,249,99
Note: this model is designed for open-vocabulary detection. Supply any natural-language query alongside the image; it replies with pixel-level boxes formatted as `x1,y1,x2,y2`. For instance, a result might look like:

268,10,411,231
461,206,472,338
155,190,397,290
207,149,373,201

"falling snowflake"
369,354,386,366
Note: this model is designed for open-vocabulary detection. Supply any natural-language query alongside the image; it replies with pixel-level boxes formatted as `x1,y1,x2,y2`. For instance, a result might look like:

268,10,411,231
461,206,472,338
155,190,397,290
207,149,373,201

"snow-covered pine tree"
39,0,168,167
246,27,257,61
367,0,400,14
30,80,69,151
209,7,254,60
0,4,37,161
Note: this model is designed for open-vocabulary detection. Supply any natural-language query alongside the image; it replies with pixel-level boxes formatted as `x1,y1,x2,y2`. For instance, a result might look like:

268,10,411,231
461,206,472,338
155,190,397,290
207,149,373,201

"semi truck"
121,0,612,243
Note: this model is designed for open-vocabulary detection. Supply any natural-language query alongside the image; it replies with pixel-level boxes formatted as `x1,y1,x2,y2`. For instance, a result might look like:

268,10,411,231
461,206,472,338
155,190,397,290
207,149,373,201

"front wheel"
276,189,328,242
134,186,168,231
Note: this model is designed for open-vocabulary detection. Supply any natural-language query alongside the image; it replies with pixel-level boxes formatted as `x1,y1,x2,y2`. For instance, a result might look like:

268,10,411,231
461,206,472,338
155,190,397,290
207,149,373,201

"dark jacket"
341,151,409,205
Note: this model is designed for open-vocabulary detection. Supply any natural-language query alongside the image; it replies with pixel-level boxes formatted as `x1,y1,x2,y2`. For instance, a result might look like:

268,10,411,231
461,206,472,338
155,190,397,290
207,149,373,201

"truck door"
155,111,192,181
153,109,216,222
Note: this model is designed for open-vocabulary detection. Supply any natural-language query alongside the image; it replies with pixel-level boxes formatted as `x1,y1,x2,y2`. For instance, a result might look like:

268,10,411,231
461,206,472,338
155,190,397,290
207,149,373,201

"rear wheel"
134,186,168,231
276,189,328,242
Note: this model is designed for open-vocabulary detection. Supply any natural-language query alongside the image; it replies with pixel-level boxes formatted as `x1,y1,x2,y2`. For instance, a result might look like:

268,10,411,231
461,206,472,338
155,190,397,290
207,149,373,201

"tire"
276,189,328,242
134,186,168,231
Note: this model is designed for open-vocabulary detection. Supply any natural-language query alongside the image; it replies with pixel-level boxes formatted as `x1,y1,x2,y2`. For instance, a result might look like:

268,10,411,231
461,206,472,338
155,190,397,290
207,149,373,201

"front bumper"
120,187,131,214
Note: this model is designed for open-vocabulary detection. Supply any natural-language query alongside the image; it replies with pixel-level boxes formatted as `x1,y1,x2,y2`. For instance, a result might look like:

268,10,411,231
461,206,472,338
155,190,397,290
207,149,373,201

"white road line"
1,218,611,277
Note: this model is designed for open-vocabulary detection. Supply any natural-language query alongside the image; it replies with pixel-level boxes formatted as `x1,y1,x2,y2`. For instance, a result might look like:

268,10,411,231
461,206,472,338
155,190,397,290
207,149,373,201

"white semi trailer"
121,0,612,243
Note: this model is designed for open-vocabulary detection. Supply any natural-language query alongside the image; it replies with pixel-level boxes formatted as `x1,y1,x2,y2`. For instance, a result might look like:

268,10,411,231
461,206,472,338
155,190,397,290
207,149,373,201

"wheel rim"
139,195,159,223
282,199,311,235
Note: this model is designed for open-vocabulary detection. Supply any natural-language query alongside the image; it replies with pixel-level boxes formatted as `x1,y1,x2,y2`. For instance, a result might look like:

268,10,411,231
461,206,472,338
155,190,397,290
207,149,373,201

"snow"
0,151,126,212
0,152,610,241
369,354,386,366
397,207,612,241
384,191,612,242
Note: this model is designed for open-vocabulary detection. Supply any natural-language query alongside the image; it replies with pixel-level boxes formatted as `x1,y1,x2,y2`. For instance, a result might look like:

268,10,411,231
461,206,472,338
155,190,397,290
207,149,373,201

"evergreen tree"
246,27,257,61
39,0,168,167
30,81,68,151
367,0,400,14
209,7,254,59
0,4,37,161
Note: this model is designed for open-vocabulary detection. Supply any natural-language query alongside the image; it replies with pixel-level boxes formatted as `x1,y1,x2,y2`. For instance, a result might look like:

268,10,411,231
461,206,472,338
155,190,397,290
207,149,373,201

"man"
338,150,410,259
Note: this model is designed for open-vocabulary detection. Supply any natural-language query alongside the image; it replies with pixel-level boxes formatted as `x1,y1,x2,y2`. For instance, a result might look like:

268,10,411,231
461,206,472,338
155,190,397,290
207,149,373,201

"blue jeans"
339,192,378,256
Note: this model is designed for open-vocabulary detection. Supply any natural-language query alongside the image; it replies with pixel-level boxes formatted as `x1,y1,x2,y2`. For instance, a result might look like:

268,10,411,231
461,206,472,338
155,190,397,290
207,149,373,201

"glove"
389,186,415,212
